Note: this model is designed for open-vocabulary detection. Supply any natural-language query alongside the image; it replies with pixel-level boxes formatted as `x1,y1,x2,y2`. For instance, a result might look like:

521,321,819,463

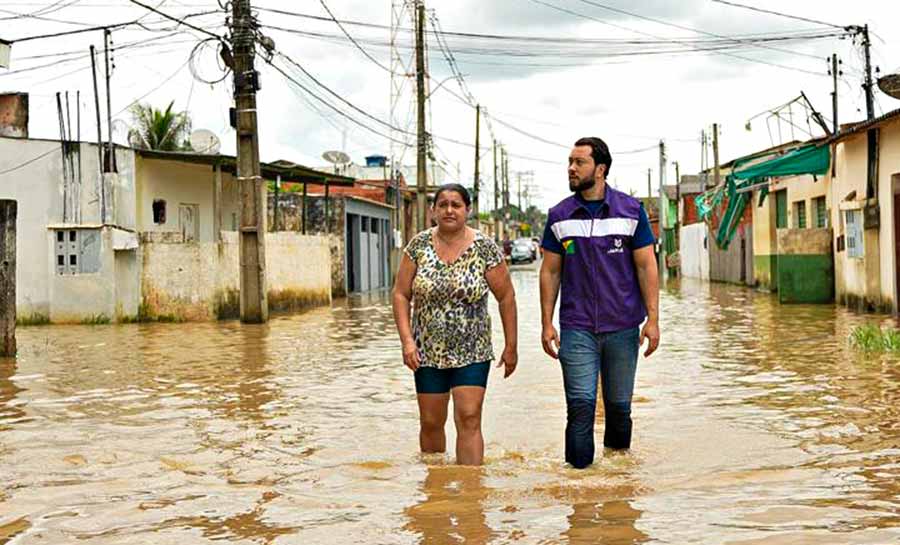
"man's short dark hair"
574,137,612,177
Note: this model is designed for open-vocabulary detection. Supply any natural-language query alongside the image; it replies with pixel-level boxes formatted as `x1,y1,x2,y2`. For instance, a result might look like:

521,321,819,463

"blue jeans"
559,327,640,468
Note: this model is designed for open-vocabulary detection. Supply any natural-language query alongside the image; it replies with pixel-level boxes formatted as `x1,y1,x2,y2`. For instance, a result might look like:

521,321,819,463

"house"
0,120,351,322
828,108,900,313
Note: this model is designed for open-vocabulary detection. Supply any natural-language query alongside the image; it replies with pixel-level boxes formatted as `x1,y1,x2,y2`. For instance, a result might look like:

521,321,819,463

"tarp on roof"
731,144,830,181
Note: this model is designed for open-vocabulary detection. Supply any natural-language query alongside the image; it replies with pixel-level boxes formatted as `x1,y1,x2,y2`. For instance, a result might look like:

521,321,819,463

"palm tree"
127,101,192,151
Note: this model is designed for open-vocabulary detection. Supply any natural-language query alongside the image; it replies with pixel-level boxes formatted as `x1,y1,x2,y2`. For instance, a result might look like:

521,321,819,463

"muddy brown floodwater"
2,269,900,544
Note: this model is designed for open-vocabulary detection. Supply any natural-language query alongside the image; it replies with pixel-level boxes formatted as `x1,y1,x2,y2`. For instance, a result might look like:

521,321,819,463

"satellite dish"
322,150,350,165
877,73,900,100
189,129,221,155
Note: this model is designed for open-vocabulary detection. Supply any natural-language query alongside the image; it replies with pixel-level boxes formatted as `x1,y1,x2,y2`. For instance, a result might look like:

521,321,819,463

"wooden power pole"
232,0,267,323
415,0,428,231
0,200,15,357
712,123,721,188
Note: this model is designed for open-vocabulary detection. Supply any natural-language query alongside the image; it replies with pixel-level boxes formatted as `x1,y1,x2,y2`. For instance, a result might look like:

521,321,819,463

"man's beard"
569,174,596,193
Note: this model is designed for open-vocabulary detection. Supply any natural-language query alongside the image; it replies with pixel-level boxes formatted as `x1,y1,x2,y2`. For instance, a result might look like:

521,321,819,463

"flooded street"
2,267,900,544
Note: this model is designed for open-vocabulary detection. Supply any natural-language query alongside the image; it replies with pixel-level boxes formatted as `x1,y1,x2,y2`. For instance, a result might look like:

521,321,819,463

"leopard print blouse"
404,228,505,369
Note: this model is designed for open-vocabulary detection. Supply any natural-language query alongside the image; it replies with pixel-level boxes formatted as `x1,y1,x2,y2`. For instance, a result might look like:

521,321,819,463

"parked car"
511,239,535,263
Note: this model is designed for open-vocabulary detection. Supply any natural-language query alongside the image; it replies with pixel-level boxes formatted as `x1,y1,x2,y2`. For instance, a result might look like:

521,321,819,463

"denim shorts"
414,361,490,394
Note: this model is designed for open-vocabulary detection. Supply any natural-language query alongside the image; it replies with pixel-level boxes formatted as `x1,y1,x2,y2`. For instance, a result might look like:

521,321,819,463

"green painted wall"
754,254,777,291
777,254,834,304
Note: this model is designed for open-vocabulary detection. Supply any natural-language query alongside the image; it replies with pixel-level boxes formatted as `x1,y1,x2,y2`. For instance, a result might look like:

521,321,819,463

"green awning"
731,144,830,181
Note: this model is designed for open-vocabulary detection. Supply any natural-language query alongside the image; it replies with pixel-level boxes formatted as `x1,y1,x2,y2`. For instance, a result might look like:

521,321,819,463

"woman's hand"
497,344,518,378
402,339,421,372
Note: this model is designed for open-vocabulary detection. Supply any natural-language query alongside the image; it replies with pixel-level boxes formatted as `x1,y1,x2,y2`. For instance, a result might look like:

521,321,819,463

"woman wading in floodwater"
392,183,518,465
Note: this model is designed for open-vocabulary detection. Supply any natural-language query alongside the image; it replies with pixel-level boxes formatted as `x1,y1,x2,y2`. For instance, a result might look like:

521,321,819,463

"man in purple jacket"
540,136,660,469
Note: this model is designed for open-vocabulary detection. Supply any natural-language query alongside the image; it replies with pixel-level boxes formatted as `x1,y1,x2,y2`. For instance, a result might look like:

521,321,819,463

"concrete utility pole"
493,140,500,241
712,123,721,188
646,168,651,199
516,171,522,212
415,0,428,231
89,46,104,222
858,25,878,200
232,0,268,323
0,200,15,357
830,54,840,135
103,28,115,172
674,161,681,230
473,104,480,220
658,140,667,280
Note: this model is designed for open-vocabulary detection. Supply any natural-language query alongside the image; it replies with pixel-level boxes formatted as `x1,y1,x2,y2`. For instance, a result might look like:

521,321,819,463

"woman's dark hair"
432,183,471,207
574,136,612,177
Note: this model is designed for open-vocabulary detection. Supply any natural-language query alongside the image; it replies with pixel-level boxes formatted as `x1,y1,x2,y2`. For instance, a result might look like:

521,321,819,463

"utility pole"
646,168,652,200
103,28,115,172
830,54,840,135
473,104,480,220
712,123,721,188
232,0,267,323
502,148,509,239
674,160,681,267
89,45,105,223
700,129,707,187
516,171,522,212
415,0,428,231
493,139,499,241
858,24,877,200
0,200,15,357
658,140,667,280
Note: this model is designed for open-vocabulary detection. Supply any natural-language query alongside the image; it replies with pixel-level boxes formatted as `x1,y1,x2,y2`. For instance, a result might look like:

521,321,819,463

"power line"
574,0,828,61
126,0,223,41
527,0,832,77
317,0,391,72
0,148,59,176
711,0,845,30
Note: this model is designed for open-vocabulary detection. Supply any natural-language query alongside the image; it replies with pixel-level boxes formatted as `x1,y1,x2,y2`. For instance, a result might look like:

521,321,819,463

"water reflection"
404,465,493,544
0,357,24,431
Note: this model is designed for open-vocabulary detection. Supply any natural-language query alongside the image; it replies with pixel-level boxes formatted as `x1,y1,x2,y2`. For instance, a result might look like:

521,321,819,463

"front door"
179,204,199,242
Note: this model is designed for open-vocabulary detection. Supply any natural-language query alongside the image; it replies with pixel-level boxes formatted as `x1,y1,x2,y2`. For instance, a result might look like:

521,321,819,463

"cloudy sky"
3,0,900,210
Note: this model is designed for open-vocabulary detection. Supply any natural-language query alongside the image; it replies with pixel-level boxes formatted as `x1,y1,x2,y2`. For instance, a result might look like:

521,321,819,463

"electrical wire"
711,0,845,30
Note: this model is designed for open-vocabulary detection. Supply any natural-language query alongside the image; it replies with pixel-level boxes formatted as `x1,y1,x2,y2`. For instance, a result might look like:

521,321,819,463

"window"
775,190,788,228
846,209,863,258
794,201,807,229
152,199,166,224
814,197,828,228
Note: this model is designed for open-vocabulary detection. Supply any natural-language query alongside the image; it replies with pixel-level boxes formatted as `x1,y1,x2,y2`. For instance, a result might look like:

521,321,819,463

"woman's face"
433,190,469,231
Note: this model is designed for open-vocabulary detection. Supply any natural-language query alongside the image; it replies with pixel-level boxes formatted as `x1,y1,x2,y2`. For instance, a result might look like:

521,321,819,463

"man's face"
568,145,603,192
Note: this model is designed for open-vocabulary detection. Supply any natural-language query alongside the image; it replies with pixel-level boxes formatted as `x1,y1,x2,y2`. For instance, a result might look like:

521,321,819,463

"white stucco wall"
831,118,900,311
141,232,332,320
680,222,710,281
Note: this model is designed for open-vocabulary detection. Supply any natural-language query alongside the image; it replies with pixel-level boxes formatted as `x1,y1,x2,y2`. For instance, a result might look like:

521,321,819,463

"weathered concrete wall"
44,228,116,323
140,231,331,321
776,228,834,304
135,157,220,243
752,188,778,291
710,224,753,285
268,192,348,297
831,119,900,313
679,222,709,281
0,138,135,320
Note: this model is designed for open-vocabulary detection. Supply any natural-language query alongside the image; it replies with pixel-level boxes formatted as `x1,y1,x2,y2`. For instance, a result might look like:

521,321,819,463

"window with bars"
814,197,828,228
846,209,863,258
794,201,807,229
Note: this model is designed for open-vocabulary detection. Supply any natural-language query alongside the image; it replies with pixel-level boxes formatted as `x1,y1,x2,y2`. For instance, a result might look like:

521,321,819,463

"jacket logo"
562,239,576,255
608,238,625,254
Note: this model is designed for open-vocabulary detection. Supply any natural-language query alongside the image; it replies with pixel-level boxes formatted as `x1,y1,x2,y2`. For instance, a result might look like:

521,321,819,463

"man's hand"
497,345,518,378
541,324,560,359
639,320,660,358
